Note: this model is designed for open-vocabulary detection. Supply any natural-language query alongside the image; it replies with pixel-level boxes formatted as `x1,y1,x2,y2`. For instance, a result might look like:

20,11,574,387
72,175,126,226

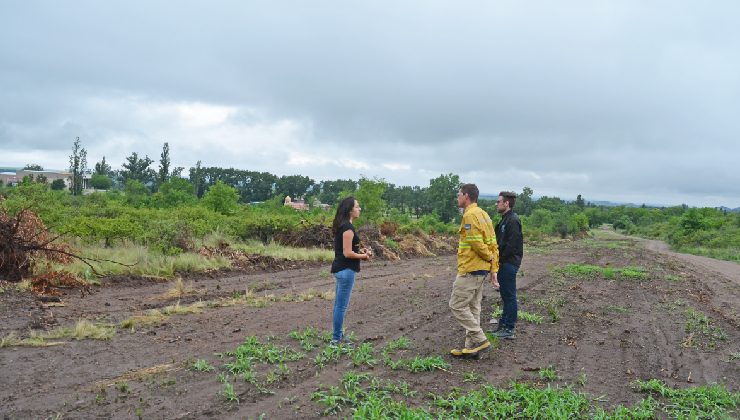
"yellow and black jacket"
457,203,500,274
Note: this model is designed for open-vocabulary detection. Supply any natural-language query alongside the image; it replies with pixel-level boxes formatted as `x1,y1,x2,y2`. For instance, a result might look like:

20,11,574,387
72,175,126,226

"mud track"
1,234,738,418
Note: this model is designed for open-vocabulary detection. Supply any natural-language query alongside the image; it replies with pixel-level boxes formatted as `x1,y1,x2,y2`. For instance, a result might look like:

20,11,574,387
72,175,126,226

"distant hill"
481,193,739,211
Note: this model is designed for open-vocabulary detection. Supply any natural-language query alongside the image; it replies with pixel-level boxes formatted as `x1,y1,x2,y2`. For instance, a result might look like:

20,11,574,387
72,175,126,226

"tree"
50,179,66,190
68,137,87,196
202,180,239,215
353,177,387,225
90,174,112,190
575,194,585,210
120,152,155,186
427,173,460,223
124,179,150,207
318,179,357,205
275,175,314,199
154,177,196,208
23,164,44,171
517,187,535,216
94,156,112,176
189,160,205,198
35,174,48,184
157,142,171,187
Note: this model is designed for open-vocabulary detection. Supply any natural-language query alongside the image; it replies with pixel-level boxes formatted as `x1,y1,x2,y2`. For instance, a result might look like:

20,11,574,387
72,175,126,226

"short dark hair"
460,184,479,203
499,191,517,208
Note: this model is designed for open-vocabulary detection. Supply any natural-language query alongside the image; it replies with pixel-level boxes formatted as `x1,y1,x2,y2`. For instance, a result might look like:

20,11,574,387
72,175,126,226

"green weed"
408,356,449,373
577,373,588,387
553,264,649,281
684,307,727,349
351,343,378,367
288,326,319,351
116,381,130,393
604,305,629,314
538,366,558,382
464,372,482,383
190,359,215,372
315,343,353,368
221,381,239,404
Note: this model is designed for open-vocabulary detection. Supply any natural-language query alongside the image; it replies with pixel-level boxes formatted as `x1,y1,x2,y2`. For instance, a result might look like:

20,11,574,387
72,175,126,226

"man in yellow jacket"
449,183,499,358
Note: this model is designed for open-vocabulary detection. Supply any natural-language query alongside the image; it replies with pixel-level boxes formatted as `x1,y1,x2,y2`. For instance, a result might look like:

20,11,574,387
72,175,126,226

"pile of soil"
197,246,294,272
273,224,333,249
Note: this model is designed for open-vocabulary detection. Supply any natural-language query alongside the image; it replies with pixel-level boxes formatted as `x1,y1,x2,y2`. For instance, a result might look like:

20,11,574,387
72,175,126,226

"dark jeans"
498,262,519,329
332,268,356,341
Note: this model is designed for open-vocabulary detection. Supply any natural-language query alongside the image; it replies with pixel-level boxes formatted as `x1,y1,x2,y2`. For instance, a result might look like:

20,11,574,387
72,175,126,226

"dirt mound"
356,224,456,261
197,246,294,271
274,224,333,249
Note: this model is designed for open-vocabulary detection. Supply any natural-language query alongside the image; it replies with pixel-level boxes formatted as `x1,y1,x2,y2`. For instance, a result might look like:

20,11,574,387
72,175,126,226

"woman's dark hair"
332,196,357,235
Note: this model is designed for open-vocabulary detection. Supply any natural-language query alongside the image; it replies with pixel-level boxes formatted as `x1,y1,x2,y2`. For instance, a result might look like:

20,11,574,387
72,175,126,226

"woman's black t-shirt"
330,222,361,273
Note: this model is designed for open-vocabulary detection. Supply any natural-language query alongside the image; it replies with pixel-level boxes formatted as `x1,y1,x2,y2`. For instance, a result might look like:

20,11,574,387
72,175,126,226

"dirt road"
1,234,738,418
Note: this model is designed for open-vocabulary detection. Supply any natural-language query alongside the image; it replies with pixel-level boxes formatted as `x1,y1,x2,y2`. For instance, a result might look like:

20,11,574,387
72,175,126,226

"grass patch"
534,298,566,323
162,301,205,315
313,373,738,419
231,240,333,262
538,366,558,382
0,332,64,348
1,319,115,347
464,372,483,383
190,359,215,372
314,342,353,369
161,277,196,299
683,307,727,349
120,310,167,329
664,274,683,282
289,326,320,351
64,244,231,279
604,305,630,314
633,379,740,419
553,264,648,280
408,356,449,373
490,305,543,324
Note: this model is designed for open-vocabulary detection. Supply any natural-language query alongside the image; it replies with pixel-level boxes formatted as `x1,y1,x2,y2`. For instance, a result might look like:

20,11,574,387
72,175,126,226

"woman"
329,196,372,346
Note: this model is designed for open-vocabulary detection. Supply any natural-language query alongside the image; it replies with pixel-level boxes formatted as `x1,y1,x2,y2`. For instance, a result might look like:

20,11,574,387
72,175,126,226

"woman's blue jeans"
332,268,356,341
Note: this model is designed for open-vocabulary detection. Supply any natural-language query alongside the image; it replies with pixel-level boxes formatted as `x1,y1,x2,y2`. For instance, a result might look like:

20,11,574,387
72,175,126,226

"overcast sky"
1,1,739,207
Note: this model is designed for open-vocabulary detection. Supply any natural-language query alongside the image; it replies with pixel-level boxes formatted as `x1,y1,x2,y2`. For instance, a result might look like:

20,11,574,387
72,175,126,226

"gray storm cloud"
1,0,739,207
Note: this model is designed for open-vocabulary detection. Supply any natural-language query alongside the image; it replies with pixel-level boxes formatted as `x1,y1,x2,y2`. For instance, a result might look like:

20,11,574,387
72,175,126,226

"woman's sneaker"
329,338,355,349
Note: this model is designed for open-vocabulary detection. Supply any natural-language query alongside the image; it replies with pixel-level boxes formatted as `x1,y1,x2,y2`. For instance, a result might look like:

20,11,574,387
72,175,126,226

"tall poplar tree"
68,137,87,195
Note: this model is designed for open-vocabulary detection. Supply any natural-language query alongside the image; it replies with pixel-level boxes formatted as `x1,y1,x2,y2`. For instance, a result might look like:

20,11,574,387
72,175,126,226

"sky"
1,1,739,208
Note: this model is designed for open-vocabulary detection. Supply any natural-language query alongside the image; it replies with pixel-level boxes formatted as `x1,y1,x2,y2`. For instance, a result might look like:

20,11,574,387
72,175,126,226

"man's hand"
490,272,499,289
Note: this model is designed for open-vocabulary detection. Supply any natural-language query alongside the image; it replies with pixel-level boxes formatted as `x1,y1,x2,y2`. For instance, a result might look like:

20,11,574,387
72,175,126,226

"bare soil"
1,233,738,419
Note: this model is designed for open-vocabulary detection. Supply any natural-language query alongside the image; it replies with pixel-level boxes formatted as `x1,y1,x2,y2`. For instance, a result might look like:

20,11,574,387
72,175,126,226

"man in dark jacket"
490,191,523,339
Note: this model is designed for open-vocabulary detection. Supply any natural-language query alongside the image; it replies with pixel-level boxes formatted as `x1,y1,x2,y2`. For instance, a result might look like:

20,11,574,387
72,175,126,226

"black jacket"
495,211,523,266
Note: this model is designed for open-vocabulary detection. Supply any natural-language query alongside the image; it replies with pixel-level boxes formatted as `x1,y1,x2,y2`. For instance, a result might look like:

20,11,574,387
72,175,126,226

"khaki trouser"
449,273,488,347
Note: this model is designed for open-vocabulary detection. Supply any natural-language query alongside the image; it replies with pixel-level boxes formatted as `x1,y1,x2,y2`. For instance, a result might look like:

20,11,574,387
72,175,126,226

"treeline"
2,139,737,261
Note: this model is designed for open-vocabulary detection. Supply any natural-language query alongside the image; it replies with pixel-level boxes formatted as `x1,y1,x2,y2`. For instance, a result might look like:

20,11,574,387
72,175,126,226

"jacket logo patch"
464,224,471,230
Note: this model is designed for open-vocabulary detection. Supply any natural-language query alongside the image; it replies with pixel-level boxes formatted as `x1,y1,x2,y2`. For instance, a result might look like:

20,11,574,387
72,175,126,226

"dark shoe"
488,325,503,333
492,328,515,339
330,338,355,349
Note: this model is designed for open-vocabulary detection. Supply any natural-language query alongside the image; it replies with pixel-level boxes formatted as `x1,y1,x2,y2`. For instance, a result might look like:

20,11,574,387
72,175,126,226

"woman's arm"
342,229,369,260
